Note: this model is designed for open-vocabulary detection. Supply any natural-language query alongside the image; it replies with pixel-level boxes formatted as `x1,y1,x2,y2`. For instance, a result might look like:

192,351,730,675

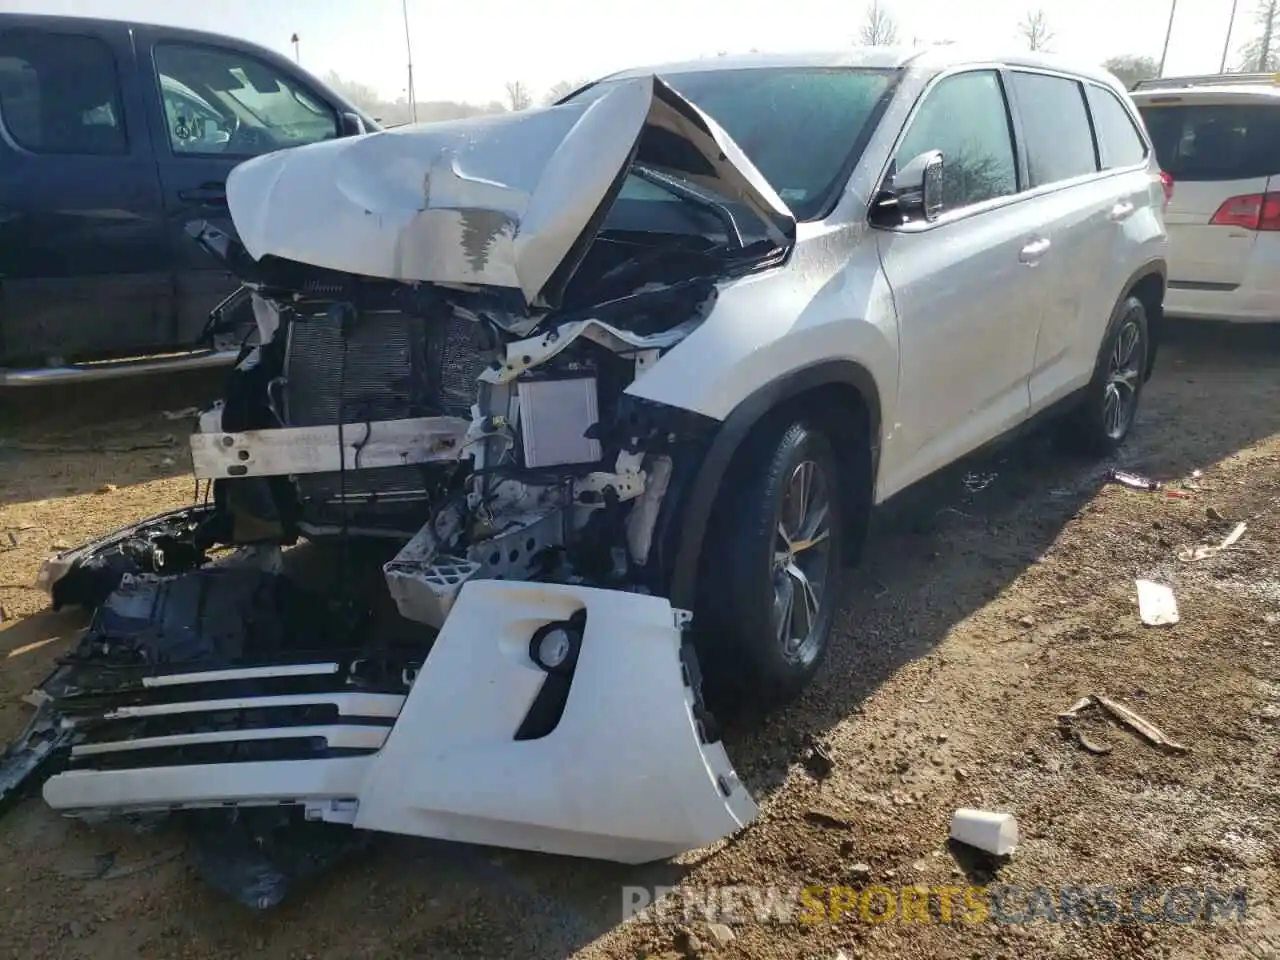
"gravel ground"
1,322,1278,960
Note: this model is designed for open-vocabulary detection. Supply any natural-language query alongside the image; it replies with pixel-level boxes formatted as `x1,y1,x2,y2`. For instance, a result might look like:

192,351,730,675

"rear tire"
695,418,846,709
1058,294,1150,456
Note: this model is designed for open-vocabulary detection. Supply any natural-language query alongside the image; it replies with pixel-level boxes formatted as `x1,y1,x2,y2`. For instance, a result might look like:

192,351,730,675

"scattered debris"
1206,506,1227,522
1108,470,1161,492
95,484,117,494
1069,727,1113,755
674,927,703,957
1165,489,1192,500
963,471,998,493
1136,579,1179,626
1058,694,1190,755
706,923,736,947
847,862,873,883
805,808,857,829
1177,522,1247,563
949,808,1018,856
801,739,836,780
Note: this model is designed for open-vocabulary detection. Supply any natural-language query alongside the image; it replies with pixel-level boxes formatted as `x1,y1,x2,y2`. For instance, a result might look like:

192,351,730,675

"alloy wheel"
772,459,833,665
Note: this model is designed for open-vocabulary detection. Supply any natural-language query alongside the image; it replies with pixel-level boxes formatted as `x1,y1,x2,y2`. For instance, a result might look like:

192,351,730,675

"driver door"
134,28,341,345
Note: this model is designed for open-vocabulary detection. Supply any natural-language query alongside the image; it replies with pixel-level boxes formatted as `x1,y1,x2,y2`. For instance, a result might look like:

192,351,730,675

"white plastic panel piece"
189,416,470,480
517,378,602,467
353,580,758,863
43,758,373,814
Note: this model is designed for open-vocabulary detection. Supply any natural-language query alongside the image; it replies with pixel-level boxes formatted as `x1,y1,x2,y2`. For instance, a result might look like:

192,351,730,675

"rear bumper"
39,578,757,864
1164,281,1280,324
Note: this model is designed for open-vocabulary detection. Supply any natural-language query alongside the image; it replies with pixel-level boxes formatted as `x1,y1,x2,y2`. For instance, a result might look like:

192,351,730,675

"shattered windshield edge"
567,66,902,222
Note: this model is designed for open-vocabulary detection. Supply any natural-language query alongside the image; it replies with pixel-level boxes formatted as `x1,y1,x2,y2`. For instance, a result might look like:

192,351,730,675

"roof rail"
1132,72,1280,90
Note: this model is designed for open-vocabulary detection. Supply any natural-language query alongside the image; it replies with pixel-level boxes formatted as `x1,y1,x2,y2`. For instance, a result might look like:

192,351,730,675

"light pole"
1158,0,1178,77
402,0,417,123
291,32,300,64
1221,0,1240,72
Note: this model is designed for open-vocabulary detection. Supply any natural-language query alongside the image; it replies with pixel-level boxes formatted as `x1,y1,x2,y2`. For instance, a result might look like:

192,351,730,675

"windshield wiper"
632,165,744,250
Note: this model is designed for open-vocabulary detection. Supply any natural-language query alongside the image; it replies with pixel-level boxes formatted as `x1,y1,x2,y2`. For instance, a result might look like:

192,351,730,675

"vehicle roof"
1130,84,1280,102
604,46,1121,86
0,11,284,53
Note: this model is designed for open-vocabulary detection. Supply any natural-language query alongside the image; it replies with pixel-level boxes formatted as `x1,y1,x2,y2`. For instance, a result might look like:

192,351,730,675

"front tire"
1058,294,1150,456
696,419,846,708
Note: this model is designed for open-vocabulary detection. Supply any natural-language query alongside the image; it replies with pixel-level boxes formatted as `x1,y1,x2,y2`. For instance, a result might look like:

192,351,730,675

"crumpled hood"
226,74,796,307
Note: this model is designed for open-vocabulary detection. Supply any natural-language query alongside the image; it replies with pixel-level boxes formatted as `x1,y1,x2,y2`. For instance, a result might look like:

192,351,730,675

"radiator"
283,310,486,531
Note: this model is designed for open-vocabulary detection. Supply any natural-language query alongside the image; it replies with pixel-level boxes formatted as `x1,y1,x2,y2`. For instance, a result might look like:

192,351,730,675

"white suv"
25,48,1167,876
1132,74,1280,323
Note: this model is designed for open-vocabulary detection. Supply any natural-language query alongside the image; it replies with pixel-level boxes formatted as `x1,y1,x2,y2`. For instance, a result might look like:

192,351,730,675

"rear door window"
1137,102,1280,180
1009,71,1099,186
1086,85,1149,169
0,30,127,155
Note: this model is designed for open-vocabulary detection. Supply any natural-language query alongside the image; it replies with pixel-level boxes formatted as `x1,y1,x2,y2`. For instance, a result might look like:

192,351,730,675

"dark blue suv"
0,13,378,385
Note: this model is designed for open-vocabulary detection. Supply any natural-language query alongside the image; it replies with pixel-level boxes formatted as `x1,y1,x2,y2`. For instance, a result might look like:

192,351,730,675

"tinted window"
1010,72,1098,186
1086,85,1148,169
153,43,337,156
1138,102,1280,180
569,68,898,220
894,70,1018,213
0,30,127,155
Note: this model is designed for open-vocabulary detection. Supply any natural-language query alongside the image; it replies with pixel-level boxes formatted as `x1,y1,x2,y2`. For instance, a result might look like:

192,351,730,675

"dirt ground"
1,322,1278,960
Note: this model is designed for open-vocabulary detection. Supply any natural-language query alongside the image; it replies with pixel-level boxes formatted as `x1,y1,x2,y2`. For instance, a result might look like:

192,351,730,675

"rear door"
0,19,170,365
1003,69,1113,410
132,28,343,345
1136,94,1280,287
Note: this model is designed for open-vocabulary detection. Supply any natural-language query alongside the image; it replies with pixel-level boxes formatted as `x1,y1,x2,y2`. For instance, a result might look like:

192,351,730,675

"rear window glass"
1138,102,1280,180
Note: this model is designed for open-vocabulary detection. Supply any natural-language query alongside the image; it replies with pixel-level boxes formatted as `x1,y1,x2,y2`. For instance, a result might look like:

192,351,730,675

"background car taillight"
1158,170,1174,208
1209,192,1280,231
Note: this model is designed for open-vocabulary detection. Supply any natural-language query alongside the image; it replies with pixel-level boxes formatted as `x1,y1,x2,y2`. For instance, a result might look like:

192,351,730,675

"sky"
4,0,1259,105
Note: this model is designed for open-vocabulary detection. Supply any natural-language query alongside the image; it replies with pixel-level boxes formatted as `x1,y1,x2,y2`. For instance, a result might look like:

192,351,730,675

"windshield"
1138,101,1280,181
568,67,899,221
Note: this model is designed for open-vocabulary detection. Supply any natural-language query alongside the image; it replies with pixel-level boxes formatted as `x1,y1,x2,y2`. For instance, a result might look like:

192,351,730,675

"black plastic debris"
187,808,372,910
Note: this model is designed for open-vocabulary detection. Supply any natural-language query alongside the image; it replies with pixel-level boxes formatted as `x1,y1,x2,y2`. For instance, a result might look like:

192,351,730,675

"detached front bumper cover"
17,553,756,867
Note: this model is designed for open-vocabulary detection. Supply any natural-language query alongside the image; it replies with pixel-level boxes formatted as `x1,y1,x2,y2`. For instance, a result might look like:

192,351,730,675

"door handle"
178,181,227,204
1109,200,1136,222
1019,237,1051,264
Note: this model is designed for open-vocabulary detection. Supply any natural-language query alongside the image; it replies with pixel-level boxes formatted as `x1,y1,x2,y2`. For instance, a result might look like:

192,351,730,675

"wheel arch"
663,359,883,611
1119,260,1166,380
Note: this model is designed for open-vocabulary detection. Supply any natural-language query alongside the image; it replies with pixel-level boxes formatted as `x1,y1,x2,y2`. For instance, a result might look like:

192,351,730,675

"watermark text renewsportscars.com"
622,884,1249,925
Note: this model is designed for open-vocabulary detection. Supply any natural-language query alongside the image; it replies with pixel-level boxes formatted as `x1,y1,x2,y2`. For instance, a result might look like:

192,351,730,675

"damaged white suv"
10,48,1167,884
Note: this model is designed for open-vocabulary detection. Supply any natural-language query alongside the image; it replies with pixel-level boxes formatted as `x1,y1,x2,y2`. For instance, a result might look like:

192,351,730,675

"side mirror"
871,150,945,226
339,111,368,137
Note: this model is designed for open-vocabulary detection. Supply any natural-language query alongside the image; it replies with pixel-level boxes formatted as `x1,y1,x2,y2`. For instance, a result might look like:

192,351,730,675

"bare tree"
1018,8,1055,51
858,0,900,46
542,79,583,106
1238,0,1280,70
1102,55,1159,90
504,80,533,111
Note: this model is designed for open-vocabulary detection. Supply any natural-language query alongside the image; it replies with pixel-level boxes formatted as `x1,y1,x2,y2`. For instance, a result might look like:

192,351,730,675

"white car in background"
1132,74,1280,323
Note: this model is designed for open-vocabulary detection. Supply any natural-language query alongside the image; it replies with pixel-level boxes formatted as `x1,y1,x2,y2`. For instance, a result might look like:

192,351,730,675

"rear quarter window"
1137,101,1280,180
1086,85,1148,169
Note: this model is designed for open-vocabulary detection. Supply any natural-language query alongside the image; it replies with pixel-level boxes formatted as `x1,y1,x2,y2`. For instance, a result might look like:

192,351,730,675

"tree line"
326,0,1280,124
